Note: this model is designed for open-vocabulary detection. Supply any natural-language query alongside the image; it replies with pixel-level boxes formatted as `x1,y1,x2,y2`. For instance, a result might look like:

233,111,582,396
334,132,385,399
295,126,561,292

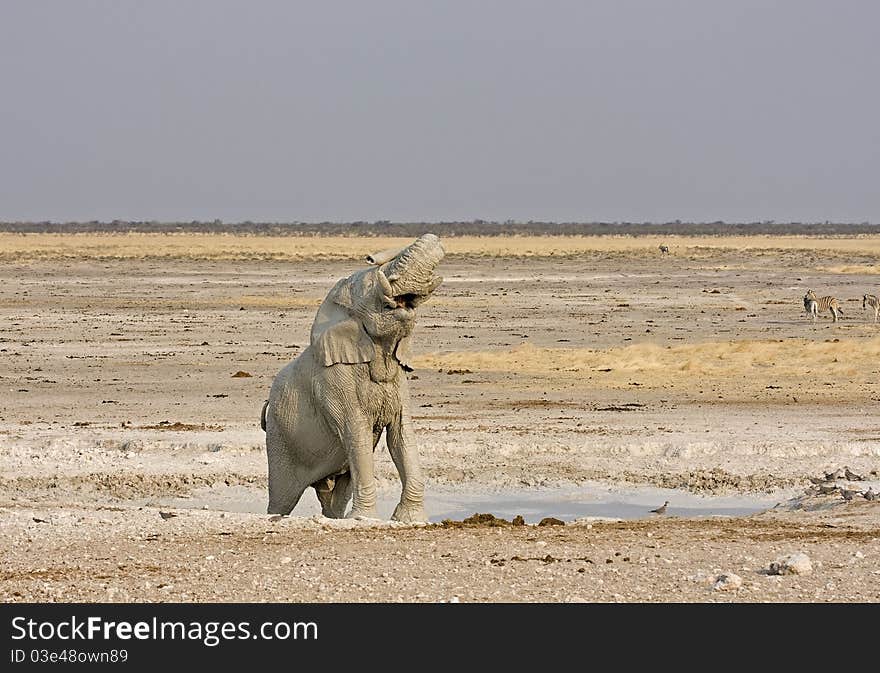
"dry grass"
2,233,880,261
412,336,880,389
819,265,880,275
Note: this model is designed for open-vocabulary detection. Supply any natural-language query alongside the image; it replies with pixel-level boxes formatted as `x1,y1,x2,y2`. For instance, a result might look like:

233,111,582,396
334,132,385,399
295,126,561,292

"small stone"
280,557,292,565
768,552,812,576
713,573,743,591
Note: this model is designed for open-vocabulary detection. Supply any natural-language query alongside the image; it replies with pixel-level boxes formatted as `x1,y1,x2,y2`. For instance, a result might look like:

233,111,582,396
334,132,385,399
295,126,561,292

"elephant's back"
268,347,317,406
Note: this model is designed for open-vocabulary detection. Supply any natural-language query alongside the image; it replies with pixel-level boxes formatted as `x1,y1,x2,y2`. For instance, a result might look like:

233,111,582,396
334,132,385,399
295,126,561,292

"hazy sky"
1,1,878,223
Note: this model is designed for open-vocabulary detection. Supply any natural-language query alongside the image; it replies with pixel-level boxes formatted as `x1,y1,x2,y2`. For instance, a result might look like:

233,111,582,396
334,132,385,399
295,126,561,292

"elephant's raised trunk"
379,234,445,304
365,247,404,266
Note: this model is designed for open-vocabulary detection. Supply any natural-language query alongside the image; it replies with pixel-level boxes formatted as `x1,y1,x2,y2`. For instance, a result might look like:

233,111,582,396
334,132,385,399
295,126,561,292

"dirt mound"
0,472,266,501
623,468,798,494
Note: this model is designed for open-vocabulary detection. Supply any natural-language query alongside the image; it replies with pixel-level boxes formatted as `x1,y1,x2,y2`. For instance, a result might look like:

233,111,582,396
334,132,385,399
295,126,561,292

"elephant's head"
310,233,445,372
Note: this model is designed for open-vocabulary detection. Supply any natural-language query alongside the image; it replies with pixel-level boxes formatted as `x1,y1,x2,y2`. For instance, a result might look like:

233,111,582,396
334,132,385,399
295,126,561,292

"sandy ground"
1,233,879,602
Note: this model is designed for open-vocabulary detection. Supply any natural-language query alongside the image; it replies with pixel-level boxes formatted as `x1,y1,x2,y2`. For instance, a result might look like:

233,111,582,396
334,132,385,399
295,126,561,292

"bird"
159,511,178,520
824,468,843,481
818,484,839,495
863,488,877,501
808,476,825,485
840,489,857,502
650,501,669,515
844,466,864,481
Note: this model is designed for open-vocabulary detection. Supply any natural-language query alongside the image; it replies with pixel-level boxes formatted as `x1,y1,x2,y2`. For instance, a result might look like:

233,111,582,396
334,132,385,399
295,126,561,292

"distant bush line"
0,221,877,236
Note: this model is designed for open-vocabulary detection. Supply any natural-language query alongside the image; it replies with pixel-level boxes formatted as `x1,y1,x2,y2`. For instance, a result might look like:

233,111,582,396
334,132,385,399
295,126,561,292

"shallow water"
156,482,784,522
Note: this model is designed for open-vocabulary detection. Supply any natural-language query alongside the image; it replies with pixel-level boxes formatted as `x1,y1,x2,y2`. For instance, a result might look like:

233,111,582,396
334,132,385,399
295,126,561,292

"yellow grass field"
414,336,880,386
2,232,880,261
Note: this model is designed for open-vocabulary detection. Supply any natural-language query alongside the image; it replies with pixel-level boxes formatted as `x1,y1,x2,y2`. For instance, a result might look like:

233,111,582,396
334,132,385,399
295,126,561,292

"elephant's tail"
260,399,269,432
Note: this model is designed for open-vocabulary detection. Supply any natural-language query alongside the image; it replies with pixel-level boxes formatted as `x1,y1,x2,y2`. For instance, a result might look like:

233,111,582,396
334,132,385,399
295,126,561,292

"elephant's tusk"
376,267,394,296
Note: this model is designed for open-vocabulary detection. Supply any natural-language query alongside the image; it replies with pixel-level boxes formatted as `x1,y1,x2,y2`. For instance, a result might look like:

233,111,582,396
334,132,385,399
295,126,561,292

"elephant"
261,233,445,522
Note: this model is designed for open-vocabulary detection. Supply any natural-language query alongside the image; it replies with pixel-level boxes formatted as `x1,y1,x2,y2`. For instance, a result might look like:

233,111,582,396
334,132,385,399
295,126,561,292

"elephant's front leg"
341,416,380,519
387,409,428,523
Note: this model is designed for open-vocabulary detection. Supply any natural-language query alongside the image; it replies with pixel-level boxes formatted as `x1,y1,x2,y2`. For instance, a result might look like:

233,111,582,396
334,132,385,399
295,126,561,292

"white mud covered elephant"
261,233,445,522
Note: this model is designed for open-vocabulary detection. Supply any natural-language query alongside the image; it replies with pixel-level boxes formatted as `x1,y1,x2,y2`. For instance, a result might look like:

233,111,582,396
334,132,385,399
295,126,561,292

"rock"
768,552,812,576
231,371,252,378
687,570,713,584
713,573,743,591
537,517,565,527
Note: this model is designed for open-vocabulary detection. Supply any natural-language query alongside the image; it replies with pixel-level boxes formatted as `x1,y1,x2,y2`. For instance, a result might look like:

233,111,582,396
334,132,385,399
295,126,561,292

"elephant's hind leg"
267,479,308,516
266,431,309,515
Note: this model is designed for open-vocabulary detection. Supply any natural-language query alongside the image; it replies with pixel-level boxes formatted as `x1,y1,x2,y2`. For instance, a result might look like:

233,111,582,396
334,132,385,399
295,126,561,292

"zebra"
863,293,879,323
804,289,843,322
658,244,669,254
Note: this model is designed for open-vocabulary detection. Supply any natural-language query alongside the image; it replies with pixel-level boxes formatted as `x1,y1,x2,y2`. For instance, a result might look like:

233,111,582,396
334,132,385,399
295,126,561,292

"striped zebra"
863,293,879,323
804,289,843,322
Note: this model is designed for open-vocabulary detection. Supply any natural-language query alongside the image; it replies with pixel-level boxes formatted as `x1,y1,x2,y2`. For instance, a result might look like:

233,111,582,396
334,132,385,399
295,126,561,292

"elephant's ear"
394,336,414,372
310,292,374,366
